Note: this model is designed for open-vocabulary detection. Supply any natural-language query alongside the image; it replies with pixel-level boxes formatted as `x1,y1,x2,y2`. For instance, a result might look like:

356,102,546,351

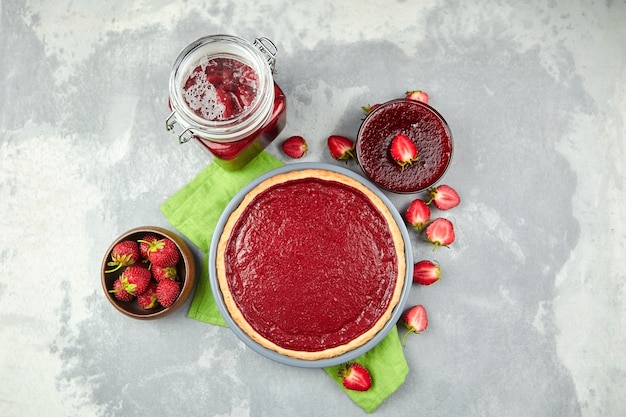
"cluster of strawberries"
106,235,182,309
400,183,461,341
279,89,429,164
406,184,460,250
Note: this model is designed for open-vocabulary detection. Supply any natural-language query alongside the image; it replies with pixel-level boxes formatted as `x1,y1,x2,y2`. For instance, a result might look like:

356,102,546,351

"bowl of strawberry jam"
356,99,453,193
167,35,286,171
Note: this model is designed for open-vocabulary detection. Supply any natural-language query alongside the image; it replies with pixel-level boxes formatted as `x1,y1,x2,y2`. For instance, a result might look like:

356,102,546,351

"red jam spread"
222,177,400,352
357,99,453,193
182,57,258,121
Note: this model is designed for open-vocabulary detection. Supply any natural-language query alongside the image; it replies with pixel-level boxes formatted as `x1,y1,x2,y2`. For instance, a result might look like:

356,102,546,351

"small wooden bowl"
101,226,196,319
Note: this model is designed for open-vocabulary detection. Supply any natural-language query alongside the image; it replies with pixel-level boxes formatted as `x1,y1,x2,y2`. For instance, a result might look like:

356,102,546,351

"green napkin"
325,325,408,413
160,151,409,413
160,151,283,326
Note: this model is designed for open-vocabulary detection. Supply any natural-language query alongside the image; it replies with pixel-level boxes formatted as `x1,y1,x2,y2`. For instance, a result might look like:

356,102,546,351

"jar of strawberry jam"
166,35,287,170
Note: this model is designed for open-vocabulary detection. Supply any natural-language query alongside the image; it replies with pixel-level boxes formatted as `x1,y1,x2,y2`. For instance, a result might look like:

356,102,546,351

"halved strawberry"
338,363,372,392
401,305,428,346
406,89,429,104
424,218,455,250
281,136,308,159
405,199,431,232
413,260,441,285
327,135,355,161
105,240,140,273
427,184,461,210
390,134,419,170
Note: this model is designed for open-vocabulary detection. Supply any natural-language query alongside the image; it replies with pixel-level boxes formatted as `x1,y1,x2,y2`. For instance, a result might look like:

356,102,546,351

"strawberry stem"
401,330,411,347
105,263,124,274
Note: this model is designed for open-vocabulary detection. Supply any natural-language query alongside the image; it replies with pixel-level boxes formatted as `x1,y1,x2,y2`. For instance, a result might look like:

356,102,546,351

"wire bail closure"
165,111,193,144
253,37,277,73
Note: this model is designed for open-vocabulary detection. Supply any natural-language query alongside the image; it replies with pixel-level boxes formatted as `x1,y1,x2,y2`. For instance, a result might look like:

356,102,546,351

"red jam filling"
223,178,399,352
182,57,258,121
357,100,452,193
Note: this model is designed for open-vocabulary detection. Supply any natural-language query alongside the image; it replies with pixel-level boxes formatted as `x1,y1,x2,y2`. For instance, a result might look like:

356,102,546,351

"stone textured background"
1,0,624,416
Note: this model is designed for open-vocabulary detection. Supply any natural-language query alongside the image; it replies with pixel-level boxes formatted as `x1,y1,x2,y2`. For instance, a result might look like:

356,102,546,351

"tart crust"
215,168,406,360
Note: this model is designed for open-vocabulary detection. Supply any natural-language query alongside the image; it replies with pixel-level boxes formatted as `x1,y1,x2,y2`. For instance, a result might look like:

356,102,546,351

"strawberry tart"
214,167,407,361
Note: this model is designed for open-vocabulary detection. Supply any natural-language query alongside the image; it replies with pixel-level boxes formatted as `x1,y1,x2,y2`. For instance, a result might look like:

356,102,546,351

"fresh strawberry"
139,237,180,267
390,133,419,170
110,278,134,302
424,218,455,250
156,279,181,308
281,136,308,159
327,135,355,161
151,265,178,282
406,89,429,104
120,265,152,296
138,234,159,260
413,260,441,285
427,184,461,210
137,282,159,309
401,305,428,346
105,240,140,273
361,103,380,116
405,199,431,232
338,363,372,392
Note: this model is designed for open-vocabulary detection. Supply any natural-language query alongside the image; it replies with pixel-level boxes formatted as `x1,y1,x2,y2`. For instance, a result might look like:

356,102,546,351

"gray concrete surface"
1,0,625,416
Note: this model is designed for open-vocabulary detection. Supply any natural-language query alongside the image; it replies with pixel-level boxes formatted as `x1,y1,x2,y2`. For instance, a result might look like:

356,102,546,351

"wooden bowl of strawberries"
101,226,196,319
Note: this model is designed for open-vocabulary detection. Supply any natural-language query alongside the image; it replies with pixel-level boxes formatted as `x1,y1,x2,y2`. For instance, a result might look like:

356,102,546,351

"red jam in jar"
182,57,259,121
356,99,453,193
167,35,286,171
